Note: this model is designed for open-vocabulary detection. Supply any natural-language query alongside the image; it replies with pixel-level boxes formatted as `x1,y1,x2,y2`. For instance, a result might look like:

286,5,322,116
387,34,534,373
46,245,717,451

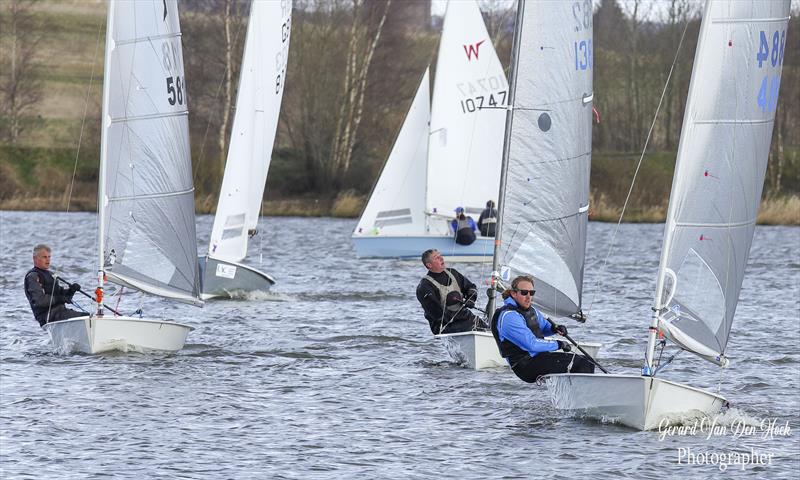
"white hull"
436,331,601,371
543,373,728,430
352,234,493,262
44,316,194,354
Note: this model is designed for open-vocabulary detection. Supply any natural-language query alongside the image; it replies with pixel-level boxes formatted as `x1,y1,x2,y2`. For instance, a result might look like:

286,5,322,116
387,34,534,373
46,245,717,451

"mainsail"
494,0,593,318
354,69,430,237
653,0,791,364
426,0,508,235
208,0,292,262
98,0,200,305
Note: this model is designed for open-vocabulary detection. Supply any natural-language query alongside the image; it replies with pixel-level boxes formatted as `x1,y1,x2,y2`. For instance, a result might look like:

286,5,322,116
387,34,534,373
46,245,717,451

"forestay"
208,0,292,262
99,0,200,305
654,0,790,364
354,69,430,237
496,0,593,318
426,0,507,235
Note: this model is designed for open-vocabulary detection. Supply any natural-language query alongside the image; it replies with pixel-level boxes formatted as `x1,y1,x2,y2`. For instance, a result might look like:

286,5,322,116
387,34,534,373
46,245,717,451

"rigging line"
66,20,103,214
586,16,691,316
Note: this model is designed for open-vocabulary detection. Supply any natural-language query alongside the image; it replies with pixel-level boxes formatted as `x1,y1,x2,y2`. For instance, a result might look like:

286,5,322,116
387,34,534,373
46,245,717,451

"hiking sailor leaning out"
491,275,595,383
24,244,83,327
416,249,486,335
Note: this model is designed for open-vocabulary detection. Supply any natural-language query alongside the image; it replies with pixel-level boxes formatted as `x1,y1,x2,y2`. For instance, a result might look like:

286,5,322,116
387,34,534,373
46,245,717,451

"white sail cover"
496,0,593,318
208,0,292,261
427,0,507,235
656,0,790,363
99,0,201,305
353,69,430,237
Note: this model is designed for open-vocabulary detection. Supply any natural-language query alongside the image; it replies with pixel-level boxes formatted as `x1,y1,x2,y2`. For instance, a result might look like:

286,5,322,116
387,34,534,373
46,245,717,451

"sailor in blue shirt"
491,275,595,383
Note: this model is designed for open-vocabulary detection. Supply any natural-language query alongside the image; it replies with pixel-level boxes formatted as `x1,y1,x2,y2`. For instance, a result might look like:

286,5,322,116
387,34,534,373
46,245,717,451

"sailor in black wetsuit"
24,244,83,327
415,248,486,334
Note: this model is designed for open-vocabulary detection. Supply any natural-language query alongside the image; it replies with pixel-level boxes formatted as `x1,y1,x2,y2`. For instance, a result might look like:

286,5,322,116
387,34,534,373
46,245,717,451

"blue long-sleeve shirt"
495,297,559,357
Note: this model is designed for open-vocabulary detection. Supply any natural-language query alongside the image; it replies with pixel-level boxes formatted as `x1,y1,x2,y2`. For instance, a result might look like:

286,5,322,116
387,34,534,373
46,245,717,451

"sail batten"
653,0,790,364
100,0,201,302
494,0,593,319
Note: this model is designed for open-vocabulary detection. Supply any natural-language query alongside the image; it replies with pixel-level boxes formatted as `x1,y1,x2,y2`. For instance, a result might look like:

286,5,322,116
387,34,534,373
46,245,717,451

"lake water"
1,211,798,479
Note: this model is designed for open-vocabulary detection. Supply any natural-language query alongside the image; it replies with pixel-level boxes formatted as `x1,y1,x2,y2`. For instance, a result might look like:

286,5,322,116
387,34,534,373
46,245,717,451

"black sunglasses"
514,289,535,296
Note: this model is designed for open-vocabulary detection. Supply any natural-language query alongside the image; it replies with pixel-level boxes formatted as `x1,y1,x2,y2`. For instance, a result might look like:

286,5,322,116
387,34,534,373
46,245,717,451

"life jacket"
479,209,497,237
423,269,461,316
454,217,476,245
491,301,545,366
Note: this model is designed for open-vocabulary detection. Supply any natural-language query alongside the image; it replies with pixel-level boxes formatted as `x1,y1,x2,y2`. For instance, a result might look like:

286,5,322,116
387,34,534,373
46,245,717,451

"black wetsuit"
24,267,83,326
415,267,485,334
478,207,497,237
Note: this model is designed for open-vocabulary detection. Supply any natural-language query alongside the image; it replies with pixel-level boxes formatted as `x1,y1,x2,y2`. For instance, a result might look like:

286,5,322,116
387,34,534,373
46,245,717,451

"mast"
95,0,115,316
644,0,712,374
487,0,525,318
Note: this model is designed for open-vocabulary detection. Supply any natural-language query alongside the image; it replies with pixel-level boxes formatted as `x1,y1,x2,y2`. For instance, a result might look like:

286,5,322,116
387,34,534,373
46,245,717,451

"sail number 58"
166,76,185,106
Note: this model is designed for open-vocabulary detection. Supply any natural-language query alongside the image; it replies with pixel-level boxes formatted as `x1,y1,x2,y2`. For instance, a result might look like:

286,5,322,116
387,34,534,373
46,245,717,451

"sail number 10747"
756,29,786,113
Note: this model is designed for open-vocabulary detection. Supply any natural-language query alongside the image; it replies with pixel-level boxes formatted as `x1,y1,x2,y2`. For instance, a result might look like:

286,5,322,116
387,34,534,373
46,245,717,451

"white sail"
426,0,508,235
654,0,790,364
495,0,593,318
208,0,292,262
354,69,430,237
99,0,200,305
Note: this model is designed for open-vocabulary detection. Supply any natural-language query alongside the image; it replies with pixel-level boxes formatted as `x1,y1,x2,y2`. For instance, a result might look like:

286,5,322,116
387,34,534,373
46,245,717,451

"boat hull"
351,234,494,261
436,331,602,370
543,373,729,430
199,255,276,300
44,316,194,354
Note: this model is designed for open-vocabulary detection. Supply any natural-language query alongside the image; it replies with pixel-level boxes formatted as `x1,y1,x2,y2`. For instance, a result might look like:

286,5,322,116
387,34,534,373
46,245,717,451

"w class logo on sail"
463,40,485,61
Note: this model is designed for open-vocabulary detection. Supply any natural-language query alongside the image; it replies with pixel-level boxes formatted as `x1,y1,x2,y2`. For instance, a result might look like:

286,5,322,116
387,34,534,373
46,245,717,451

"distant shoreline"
2,194,798,225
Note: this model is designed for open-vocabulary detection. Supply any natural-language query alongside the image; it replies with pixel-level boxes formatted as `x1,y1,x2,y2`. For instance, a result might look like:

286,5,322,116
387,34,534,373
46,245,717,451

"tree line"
1,0,798,214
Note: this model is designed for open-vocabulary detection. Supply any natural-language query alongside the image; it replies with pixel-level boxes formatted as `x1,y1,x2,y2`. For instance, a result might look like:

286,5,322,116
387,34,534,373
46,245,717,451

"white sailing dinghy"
200,0,291,300
44,0,202,354
544,0,790,430
438,0,600,370
352,0,508,261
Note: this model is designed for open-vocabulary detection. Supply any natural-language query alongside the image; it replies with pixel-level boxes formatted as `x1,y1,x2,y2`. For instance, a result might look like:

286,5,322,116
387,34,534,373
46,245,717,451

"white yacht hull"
436,331,602,370
44,316,194,354
352,234,493,262
543,373,729,430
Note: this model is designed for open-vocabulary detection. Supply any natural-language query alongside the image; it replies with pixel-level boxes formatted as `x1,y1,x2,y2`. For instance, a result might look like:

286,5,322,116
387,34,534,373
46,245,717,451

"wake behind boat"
45,0,202,354
544,0,790,430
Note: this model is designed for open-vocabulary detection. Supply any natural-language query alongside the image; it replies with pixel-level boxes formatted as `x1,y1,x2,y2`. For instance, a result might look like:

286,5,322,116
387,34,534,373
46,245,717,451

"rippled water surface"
1,212,798,479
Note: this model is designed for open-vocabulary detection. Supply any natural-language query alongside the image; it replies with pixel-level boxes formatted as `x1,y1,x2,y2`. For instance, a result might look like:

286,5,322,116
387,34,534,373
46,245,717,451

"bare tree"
0,0,44,144
328,0,392,186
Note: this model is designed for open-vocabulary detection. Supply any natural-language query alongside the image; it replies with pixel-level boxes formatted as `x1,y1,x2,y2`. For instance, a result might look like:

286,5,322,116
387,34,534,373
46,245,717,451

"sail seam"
108,187,195,203
116,32,182,47
694,118,773,125
710,16,790,24
674,219,755,228
111,110,189,124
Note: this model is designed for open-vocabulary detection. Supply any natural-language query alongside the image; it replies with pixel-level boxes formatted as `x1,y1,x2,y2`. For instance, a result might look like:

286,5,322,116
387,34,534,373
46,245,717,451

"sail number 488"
756,29,786,113
166,76,185,106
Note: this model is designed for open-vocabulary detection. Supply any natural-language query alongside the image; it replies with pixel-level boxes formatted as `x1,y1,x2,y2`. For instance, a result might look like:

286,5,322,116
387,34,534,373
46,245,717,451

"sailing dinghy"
44,0,201,354
544,0,790,430
352,0,507,261
440,0,600,369
200,0,291,300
